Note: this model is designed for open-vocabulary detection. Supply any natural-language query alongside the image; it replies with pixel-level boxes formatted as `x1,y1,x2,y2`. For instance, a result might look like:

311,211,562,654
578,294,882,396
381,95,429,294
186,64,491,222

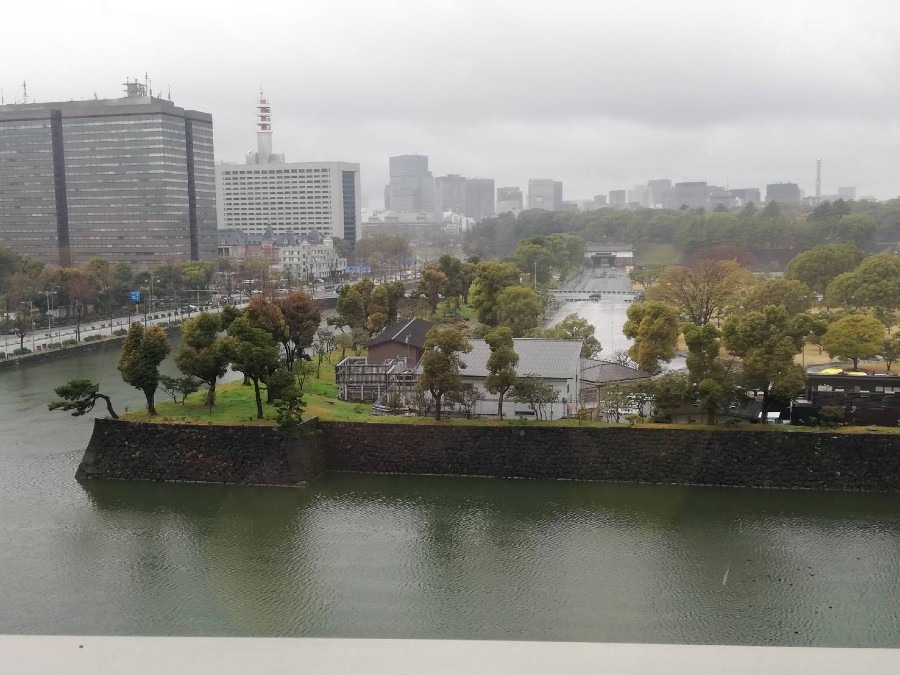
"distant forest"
464,199,900,269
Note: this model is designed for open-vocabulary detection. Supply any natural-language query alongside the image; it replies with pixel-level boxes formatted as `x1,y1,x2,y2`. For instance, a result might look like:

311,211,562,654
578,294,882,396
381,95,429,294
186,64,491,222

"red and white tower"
256,90,273,162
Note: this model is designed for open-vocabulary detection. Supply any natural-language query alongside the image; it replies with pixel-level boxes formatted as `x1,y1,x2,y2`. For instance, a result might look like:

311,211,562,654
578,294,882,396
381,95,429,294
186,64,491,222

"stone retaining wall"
78,418,323,486
77,419,900,491
319,423,900,491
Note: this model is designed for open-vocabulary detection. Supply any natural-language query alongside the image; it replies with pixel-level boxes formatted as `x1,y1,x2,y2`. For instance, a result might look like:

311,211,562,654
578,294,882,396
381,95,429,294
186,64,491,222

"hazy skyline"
4,0,900,206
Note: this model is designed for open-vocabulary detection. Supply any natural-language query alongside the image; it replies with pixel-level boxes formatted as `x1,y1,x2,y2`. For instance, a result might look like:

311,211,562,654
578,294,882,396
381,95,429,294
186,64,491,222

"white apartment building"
215,93,362,241
279,237,347,281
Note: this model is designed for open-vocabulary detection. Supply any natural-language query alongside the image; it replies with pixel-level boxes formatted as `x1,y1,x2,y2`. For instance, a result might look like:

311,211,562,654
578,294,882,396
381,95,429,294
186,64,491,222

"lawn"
123,348,626,428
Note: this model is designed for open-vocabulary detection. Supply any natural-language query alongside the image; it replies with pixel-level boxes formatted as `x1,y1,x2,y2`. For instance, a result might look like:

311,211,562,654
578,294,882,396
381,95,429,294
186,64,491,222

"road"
4,302,249,355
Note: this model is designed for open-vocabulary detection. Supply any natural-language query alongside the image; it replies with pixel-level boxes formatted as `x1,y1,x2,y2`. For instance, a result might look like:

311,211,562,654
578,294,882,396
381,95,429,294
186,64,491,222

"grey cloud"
4,0,900,203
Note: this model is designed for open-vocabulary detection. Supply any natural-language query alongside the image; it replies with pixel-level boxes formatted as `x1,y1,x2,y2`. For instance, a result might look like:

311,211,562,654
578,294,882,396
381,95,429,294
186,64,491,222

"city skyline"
3,1,900,207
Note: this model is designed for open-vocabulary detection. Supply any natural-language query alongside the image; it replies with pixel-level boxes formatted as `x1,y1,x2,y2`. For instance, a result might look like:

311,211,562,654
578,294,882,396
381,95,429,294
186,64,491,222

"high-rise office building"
553,181,563,207
527,179,559,210
215,93,361,242
609,190,627,208
464,178,495,222
434,174,466,215
628,185,650,207
385,154,434,213
728,188,761,205
0,81,216,269
837,186,857,200
765,182,801,204
664,181,711,209
497,187,524,214
647,179,672,207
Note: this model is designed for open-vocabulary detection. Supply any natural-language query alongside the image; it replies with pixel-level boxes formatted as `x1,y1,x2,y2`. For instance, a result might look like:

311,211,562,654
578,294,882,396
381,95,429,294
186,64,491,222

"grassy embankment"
121,350,900,433
124,350,605,428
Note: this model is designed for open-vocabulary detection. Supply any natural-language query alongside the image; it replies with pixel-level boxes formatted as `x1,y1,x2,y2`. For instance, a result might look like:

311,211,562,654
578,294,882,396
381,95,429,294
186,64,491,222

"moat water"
1,344,899,645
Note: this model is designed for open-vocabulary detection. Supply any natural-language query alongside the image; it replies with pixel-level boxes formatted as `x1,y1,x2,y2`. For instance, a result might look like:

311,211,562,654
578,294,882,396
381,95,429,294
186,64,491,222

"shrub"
818,405,846,428
47,342,62,350
12,348,31,356
83,335,103,342
112,329,128,337
62,339,77,347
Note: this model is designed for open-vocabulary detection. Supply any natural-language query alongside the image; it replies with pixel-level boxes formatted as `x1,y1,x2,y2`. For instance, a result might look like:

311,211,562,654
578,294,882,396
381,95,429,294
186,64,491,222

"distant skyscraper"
464,178,495,222
553,181,563,207
527,179,558,210
434,174,467,214
386,154,434,213
216,92,361,241
497,187,524,213
837,186,857,200
765,182,801,204
628,185,650,207
609,190,627,208
665,182,711,209
0,82,216,269
647,179,672,207
593,194,608,207
728,188,761,205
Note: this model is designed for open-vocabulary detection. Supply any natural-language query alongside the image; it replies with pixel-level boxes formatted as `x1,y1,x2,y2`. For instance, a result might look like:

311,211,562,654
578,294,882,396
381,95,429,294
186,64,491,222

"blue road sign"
129,291,142,303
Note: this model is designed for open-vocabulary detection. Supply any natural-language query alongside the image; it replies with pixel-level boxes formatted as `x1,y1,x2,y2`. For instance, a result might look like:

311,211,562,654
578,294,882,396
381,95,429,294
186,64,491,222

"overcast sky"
4,0,900,205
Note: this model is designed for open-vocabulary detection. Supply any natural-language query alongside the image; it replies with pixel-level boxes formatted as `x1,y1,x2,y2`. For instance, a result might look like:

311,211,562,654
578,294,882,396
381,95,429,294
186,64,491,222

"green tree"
418,326,472,420
117,323,171,416
622,301,680,374
330,285,366,331
219,304,243,330
384,281,407,324
180,261,216,290
274,291,322,366
469,261,521,325
536,313,601,358
785,244,863,295
835,214,876,250
418,267,447,315
227,315,281,419
647,259,752,325
48,379,118,419
743,278,815,316
697,378,725,426
158,374,202,404
436,254,475,304
512,376,559,420
366,285,389,333
722,305,808,422
881,338,900,373
825,254,900,325
174,312,234,407
628,265,664,290
822,314,885,370
483,326,519,418
683,323,724,384
496,285,544,337
805,315,831,355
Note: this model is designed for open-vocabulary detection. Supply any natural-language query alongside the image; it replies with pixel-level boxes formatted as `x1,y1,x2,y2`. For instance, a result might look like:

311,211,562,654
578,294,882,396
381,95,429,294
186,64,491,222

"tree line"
618,242,900,423
50,291,327,426
465,199,900,263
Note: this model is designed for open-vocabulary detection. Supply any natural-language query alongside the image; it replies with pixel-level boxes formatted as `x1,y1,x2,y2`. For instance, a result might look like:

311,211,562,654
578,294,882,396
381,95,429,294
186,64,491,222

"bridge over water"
548,289,641,303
